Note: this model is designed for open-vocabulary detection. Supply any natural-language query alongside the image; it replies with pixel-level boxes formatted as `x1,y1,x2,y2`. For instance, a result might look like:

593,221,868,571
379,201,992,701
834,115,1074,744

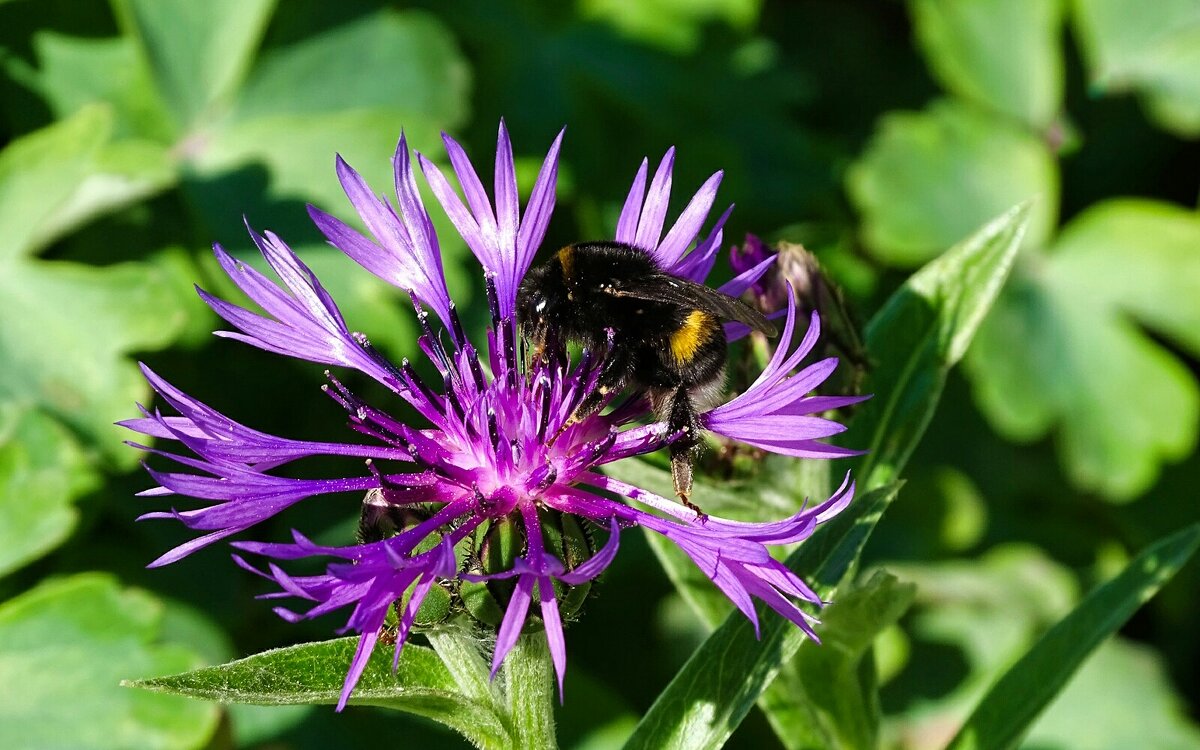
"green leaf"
0,252,197,466
622,482,901,750
884,544,1080,732
0,111,195,465
0,574,218,750
847,202,1030,489
194,8,470,212
966,200,1200,499
0,104,103,261
111,0,276,129
759,571,916,750
947,524,1200,750
50,138,177,247
847,99,1054,266
11,31,176,140
579,0,763,54
131,636,512,750
231,10,469,127
910,0,1066,127
1023,638,1200,750
0,104,175,260
0,406,101,577
1072,0,1200,136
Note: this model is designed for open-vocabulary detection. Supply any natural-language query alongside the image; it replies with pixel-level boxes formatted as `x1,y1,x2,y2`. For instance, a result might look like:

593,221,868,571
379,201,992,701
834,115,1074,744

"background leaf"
1071,0,1200,136
0,406,101,576
966,200,1200,499
846,100,1054,266
910,0,1065,128
848,202,1030,489
0,108,194,468
1022,638,1200,750
110,0,275,129
198,9,471,211
0,574,218,750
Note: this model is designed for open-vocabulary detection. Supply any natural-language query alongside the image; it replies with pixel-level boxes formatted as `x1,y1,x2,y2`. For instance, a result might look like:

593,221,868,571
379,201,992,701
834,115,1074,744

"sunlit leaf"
194,9,470,212
910,0,1065,127
847,99,1054,266
231,10,469,127
0,574,218,750
0,109,196,465
1072,0,1200,136
966,200,1200,499
110,0,276,129
10,31,175,140
0,406,101,577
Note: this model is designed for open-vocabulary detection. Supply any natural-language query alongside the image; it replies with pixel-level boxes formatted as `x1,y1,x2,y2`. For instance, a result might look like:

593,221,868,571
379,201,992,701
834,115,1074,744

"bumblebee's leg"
664,385,706,520
572,344,632,423
550,345,632,443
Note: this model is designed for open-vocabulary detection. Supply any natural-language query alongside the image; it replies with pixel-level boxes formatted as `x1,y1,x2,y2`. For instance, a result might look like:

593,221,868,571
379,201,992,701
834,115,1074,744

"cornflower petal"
704,298,866,458
615,157,649,241
654,171,723,270
634,148,675,251
419,124,564,320
120,364,410,468
614,148,732,285
309,136,451,329
202,234,398,389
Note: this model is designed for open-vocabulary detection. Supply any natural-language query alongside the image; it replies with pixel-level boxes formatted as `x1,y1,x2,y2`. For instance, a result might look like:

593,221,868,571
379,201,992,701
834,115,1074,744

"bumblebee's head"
516,258,567,339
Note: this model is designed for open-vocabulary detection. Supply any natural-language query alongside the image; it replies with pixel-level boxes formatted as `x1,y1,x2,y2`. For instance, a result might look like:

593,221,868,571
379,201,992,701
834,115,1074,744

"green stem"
503,633,558,750
427,624,500,706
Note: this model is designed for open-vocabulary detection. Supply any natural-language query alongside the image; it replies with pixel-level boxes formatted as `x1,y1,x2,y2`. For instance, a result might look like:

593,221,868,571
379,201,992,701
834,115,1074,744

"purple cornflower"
123,122,866,709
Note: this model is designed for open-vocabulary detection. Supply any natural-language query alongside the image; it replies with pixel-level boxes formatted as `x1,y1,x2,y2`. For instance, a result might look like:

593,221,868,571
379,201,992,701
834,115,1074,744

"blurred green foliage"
0,1,1197,748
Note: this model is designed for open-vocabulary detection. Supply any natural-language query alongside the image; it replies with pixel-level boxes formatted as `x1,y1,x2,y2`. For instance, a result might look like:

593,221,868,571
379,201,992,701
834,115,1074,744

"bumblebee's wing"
608,274,777,336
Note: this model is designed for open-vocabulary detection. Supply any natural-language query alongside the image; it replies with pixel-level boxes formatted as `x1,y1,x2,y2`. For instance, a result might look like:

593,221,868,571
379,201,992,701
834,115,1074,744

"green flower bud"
358,490,456,628
461,507,600,630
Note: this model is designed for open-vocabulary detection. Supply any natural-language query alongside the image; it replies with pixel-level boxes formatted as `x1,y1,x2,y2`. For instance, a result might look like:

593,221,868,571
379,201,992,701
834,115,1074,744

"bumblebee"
516,241,776,512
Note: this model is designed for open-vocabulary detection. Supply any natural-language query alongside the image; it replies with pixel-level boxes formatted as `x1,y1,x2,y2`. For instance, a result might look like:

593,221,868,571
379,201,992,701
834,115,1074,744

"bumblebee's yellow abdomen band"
669,310,715,363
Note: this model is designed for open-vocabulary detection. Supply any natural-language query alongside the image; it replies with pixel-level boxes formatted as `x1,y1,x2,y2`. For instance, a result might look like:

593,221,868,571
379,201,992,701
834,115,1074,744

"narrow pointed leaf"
762,198,1027,747
847,202,1030,489
947,523,1200,750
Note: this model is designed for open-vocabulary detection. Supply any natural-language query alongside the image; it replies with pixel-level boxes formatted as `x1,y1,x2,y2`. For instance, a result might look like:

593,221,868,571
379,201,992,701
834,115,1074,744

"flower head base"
125,122,865,709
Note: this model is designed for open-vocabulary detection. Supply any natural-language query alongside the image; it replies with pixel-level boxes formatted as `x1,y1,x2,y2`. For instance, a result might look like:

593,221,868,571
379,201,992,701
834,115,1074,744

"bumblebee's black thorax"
517,241,726,390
